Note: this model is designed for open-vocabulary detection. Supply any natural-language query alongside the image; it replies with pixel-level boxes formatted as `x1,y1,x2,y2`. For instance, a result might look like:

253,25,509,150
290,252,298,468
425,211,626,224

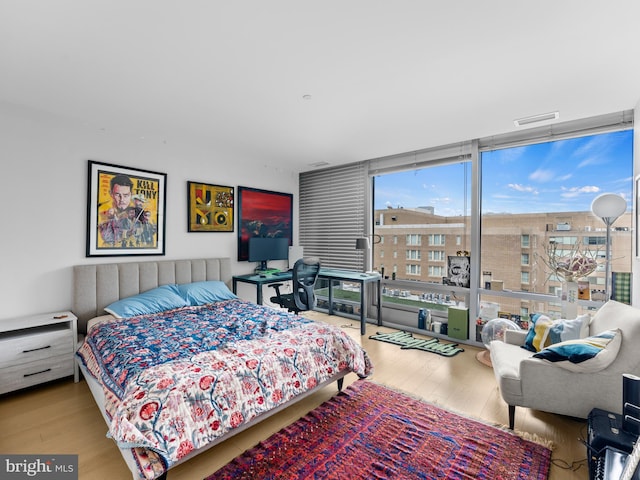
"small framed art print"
187,182,234,232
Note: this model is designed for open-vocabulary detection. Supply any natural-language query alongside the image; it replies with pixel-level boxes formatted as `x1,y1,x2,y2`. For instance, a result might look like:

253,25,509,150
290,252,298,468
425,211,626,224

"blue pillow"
176,281,237,306
105,284,189,318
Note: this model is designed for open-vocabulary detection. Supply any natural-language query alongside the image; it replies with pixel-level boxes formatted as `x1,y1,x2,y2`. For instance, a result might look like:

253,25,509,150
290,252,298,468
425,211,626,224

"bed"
74,258,373,480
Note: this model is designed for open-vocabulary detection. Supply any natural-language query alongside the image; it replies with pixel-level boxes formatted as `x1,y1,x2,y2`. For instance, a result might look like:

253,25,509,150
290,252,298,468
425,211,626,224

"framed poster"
187,182,234,232
445,255,471,288
86,160,167,257
237,186,293,261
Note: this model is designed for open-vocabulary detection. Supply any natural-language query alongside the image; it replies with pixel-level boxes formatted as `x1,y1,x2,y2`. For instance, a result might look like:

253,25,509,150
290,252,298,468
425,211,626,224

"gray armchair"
490,300,640,429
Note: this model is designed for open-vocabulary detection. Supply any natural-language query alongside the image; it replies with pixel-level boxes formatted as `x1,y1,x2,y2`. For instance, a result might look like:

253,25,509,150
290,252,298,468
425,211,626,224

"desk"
232,272,287,305
232,269,381,335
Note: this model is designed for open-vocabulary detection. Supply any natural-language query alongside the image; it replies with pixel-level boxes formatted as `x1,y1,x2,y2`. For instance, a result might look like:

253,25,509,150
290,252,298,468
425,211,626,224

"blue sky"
374,130,633,215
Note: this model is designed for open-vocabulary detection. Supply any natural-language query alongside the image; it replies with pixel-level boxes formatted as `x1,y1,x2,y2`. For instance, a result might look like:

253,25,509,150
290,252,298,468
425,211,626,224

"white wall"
0,104,299,321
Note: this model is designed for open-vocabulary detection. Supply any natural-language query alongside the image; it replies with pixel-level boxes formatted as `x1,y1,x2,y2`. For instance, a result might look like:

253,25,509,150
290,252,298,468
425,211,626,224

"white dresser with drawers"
0,311,78,394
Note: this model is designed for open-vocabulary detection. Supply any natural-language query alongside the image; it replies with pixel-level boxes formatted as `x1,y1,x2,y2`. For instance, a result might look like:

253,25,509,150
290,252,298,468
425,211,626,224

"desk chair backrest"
292,257,321,312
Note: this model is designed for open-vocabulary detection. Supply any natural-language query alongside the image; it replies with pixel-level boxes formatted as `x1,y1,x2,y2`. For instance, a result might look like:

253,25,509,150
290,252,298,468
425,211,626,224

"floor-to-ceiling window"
479,129,633,321
369,121,633,334
301,111,634,340
373,161,471,311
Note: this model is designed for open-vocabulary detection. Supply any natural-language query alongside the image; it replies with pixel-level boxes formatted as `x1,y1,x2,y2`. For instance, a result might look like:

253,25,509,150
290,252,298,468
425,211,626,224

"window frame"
301,110,634,339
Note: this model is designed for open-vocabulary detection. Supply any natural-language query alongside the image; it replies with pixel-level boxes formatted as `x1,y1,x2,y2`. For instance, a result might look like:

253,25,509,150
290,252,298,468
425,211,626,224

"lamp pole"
603,216,614,300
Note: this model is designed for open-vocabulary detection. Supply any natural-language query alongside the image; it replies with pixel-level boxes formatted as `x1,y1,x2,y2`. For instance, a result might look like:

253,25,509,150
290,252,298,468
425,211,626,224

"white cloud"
577,156,601,168
433,196,452,205
529,169,555,182
508,183,538,194
560,185,600,198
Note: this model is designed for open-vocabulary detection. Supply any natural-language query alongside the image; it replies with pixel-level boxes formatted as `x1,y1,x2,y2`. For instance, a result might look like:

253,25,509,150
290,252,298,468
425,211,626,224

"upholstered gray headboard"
73,257,232,333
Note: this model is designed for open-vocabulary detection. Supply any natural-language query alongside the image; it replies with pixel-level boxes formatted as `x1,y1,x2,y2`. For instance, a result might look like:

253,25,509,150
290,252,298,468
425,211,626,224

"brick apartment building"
373,206,632,319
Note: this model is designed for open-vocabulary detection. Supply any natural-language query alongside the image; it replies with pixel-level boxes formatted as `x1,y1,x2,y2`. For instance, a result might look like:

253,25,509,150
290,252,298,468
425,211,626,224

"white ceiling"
2,1,640,172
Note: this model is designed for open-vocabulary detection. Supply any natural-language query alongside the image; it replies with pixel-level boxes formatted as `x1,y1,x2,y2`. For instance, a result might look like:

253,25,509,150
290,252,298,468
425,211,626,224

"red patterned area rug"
206,380,551,480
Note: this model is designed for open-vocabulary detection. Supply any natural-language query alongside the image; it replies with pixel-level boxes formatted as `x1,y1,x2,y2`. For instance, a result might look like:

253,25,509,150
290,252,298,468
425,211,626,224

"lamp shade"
591,193,626,223
355,237,370,250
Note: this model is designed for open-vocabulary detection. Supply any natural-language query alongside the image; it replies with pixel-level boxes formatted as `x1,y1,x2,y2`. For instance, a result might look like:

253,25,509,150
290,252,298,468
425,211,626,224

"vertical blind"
299,162,367,270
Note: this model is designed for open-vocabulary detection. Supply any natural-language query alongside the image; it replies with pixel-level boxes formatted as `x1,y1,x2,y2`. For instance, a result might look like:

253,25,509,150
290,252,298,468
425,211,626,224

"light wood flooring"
0,311,589,479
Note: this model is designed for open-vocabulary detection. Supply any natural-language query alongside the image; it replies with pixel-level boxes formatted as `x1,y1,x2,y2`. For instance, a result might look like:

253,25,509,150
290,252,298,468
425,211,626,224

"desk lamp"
355,234,381,273
355,237,370,272
591,193,626,300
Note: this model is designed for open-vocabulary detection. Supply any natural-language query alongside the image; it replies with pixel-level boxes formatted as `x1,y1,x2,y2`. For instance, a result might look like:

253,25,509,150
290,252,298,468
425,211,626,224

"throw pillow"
533,329,622,372
522,313,590,352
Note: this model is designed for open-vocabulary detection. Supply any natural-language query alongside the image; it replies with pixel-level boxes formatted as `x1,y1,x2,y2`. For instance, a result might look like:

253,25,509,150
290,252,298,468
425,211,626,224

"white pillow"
533,329,622,373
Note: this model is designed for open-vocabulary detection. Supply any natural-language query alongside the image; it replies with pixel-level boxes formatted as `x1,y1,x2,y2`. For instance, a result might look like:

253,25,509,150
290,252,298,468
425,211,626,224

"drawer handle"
24,368,52,377
23,345,51,353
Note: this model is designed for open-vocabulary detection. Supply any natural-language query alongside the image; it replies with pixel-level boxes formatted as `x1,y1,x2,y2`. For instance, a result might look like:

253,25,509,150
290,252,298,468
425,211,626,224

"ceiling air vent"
514,111,559,127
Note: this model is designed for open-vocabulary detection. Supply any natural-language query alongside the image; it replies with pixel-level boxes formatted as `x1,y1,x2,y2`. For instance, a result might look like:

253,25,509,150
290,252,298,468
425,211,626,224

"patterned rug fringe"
513,430,556,450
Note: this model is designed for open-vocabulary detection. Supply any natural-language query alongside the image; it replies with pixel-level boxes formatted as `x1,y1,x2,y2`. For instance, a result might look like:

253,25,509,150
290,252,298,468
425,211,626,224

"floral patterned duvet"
76,299,373,479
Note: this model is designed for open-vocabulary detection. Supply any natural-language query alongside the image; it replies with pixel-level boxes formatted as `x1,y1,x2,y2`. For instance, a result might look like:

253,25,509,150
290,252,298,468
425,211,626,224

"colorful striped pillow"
522,313,590,352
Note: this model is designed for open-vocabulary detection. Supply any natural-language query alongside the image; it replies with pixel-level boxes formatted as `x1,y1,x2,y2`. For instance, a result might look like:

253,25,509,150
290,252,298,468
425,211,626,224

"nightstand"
0,311,78,394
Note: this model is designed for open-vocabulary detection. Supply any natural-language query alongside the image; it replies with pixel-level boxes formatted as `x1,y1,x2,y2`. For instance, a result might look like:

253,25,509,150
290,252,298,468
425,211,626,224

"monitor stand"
255,260,268,272
254,262,280,275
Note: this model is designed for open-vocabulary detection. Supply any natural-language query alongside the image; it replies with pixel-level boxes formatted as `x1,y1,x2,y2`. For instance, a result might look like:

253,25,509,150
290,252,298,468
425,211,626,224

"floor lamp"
591,193,627,300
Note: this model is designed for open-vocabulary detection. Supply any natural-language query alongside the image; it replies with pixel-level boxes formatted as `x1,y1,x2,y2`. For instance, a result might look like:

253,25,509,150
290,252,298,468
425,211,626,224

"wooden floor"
0,311,590,479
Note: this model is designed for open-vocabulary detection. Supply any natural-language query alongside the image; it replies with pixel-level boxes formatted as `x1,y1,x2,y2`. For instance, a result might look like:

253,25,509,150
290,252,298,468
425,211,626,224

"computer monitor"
248,237,289,271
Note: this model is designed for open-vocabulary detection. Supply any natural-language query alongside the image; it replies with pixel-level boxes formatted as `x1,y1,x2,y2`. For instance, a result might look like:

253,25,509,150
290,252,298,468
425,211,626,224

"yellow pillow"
522,313,590,352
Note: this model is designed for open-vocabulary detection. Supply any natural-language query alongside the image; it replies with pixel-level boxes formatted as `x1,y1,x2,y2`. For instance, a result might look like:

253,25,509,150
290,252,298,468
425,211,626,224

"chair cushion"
590,300,640,335
490,340,535,399
522,313,590,352
532,329,622,372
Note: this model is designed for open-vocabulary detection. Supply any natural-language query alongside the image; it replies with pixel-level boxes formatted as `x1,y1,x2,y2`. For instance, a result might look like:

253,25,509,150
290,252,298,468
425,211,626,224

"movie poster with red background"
237,187,293,261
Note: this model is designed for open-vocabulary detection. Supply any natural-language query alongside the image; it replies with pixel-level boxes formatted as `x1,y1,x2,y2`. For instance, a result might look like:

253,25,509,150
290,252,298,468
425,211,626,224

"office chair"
269,257,321,314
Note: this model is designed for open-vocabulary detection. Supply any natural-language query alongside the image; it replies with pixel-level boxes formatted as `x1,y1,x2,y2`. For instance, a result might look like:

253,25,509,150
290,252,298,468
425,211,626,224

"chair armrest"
504,329,527,346
268,283,284,289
